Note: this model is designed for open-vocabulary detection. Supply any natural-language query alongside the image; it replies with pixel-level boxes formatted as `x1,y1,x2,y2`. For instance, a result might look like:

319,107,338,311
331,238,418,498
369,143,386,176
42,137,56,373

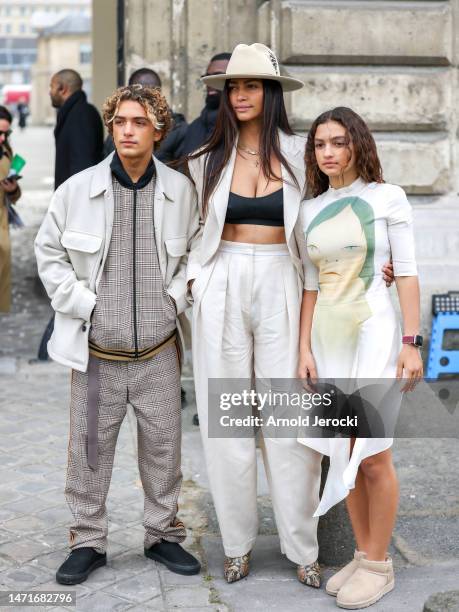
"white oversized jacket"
34,152,201,372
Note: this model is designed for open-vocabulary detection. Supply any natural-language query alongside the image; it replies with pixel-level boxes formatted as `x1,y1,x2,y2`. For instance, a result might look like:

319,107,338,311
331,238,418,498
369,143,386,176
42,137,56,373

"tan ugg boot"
326,550,366,596
336,556,394,609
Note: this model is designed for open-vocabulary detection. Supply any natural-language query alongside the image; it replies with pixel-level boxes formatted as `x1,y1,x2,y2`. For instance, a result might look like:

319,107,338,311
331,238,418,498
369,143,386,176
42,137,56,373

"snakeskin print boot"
296,560,321,588
223,551,251,583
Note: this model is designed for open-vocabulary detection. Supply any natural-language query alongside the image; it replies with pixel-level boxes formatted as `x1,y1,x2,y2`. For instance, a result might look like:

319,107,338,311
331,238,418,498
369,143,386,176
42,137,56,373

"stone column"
92,0,117,116
121,0,257,119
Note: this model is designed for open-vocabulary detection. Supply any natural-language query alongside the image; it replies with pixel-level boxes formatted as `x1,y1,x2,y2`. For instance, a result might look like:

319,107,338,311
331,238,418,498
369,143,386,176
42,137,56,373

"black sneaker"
56,548,106,585
145,540,201,575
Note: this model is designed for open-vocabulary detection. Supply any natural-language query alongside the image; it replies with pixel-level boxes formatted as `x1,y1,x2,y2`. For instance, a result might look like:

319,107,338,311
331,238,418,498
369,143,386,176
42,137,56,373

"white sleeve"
300,203,320,291
386,187,418,277
187,155,205,219
34,186,97,321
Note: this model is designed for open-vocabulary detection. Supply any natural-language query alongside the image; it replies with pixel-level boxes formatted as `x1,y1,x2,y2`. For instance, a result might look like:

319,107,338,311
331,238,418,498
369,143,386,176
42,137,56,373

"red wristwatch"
402,334,423,347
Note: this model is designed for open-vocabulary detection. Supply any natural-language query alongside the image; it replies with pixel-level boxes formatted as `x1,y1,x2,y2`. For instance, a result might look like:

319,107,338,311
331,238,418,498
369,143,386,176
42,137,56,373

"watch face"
415,335,423,347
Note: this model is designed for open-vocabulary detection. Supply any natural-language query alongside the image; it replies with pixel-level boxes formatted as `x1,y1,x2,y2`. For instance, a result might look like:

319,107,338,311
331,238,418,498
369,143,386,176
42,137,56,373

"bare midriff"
221,223,286,244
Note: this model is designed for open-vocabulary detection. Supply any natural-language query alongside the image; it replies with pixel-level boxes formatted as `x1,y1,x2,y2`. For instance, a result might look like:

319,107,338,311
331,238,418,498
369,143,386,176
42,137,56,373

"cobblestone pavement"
0,128,458,611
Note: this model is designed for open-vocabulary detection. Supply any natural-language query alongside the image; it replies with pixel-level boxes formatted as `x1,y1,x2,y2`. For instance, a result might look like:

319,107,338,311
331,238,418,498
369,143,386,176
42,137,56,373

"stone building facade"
31,14,92,125
93,0,459,329
0,0,90,86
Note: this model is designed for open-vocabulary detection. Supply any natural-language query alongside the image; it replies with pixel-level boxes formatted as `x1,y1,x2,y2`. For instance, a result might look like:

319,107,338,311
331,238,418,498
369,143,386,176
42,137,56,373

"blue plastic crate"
427,312,459,379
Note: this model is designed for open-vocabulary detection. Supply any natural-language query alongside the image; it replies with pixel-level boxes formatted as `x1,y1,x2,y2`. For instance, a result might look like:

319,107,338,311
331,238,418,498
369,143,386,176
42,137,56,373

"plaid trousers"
65,344,186,553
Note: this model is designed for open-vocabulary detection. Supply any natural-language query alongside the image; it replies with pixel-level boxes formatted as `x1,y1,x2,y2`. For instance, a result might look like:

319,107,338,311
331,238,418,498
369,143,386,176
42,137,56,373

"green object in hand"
9,154,26,175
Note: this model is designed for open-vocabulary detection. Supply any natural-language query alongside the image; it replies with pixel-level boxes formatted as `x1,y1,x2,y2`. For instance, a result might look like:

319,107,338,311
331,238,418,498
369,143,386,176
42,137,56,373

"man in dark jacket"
49,69,103,189
175,52,231,159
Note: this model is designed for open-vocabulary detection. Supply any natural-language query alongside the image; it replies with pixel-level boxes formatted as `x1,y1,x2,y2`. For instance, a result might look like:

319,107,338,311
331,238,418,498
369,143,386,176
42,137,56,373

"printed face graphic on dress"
306,197,375,359
308,205,367,301
307,198,375,306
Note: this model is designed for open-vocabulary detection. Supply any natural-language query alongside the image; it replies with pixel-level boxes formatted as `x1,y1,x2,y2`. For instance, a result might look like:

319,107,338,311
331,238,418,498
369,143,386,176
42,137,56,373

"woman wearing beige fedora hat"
185,43,323,586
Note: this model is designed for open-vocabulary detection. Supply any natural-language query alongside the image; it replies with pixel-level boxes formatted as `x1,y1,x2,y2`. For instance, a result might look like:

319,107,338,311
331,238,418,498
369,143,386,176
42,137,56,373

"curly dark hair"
102,85,172,145
305,107,384,198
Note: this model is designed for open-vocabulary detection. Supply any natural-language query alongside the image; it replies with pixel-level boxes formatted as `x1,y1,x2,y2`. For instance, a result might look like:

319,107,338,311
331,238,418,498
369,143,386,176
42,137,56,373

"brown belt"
86,331,177,470
88,331,177,362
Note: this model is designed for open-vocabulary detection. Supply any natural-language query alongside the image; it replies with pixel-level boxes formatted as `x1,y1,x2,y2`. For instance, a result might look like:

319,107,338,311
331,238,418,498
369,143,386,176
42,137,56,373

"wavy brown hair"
102,85,171,146
305,107,383,198
187,79,298,218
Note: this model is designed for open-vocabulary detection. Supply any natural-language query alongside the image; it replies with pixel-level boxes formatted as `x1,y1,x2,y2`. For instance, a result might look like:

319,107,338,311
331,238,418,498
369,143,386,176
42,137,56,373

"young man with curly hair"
35,85,202,584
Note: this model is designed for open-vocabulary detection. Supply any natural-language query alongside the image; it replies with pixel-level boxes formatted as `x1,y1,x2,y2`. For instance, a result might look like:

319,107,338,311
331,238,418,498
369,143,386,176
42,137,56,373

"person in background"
17,98,29,130
0,106,21,313
103,68,188,161
50,69,103,189
37,69,104,360
176,52,231,159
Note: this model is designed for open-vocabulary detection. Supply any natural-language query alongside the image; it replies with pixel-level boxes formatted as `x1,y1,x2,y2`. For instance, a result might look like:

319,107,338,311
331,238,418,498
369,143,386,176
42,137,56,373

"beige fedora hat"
201,43,304,92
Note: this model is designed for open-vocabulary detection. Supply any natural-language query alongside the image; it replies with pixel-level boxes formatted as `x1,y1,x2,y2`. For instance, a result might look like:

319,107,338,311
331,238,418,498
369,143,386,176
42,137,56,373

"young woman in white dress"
298,107,423,609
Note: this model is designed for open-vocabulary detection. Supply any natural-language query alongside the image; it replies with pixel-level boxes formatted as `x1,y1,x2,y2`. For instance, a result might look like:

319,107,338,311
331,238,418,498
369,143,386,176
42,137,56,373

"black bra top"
225,188,284,227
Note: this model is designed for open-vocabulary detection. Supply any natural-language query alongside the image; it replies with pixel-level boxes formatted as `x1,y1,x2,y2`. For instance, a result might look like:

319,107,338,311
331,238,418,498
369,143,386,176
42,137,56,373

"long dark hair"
305,107,383,198
0,106,13,158
187,79,298,217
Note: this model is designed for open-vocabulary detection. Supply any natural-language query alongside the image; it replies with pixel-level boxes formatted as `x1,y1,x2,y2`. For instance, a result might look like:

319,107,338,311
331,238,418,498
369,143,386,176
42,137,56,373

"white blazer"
186,130,309,290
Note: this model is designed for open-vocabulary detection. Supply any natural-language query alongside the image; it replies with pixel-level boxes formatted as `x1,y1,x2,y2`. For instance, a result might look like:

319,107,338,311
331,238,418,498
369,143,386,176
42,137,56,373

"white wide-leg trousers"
192,240,322,564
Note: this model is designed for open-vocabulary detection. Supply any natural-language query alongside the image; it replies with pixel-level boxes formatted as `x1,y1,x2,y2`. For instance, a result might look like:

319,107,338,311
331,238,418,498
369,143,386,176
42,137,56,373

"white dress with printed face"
298,177,418,517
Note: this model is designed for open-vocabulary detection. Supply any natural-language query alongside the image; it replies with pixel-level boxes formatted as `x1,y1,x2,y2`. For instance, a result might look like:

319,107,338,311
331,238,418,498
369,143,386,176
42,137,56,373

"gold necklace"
237,145,260,167
238,144,259,156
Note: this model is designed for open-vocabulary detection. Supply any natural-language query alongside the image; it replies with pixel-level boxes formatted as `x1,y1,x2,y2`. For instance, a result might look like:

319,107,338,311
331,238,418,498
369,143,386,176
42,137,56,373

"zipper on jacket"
132,186,139,358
